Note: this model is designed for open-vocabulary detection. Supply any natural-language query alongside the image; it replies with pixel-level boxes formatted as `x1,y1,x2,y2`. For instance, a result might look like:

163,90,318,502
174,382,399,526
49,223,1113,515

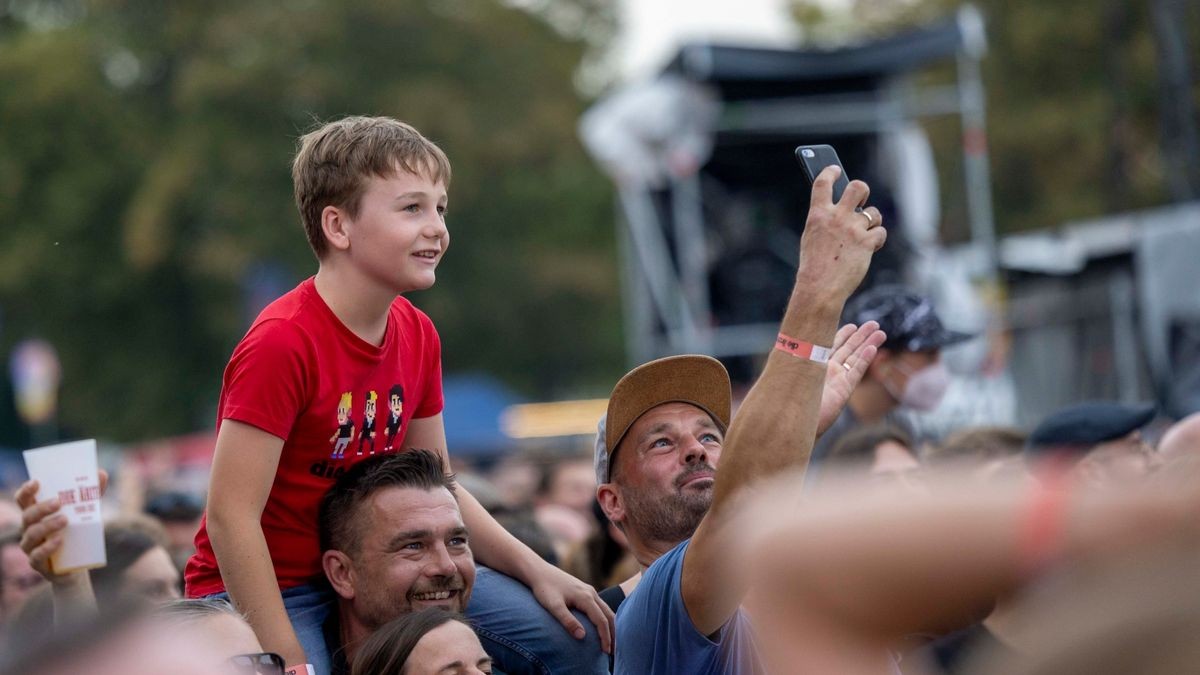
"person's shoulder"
650,539,691,572
243,311,310,347
616,539,725,669
228,316,312,373
390,295,440,341
618,548,680,633
235,282,322,355
254,278,314,320
390,294,433,323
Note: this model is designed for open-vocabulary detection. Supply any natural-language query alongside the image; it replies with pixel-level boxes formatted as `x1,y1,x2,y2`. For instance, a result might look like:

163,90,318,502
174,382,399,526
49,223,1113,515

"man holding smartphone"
596,165,886,673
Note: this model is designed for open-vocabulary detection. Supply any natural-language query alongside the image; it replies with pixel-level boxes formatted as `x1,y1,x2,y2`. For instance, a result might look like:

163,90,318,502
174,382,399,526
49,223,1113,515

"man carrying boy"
318,450,474,674
317,450,606,674
185,116,610,675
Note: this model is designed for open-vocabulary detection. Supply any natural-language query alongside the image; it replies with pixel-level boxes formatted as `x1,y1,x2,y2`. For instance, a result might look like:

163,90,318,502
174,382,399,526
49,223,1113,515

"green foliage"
0,0,622,442
789,0,1188,237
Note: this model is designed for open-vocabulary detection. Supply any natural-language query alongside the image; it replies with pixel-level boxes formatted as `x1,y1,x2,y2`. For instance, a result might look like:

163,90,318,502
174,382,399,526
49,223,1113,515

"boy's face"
341,169,449,294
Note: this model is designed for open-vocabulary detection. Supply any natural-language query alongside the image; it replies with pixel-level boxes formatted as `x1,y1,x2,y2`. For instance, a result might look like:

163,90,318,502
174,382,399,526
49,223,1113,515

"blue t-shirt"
614,539,759,674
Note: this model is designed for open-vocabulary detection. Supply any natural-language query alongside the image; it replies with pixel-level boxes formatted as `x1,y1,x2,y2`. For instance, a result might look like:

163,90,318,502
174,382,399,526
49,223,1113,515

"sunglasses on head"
227,652,286,675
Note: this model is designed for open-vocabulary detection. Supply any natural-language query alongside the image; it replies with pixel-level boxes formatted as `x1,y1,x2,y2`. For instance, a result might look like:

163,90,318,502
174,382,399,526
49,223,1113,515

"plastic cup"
22,439,106,573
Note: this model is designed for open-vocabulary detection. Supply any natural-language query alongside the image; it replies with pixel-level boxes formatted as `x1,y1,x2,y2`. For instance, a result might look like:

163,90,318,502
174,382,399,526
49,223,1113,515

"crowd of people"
1,115,1199,675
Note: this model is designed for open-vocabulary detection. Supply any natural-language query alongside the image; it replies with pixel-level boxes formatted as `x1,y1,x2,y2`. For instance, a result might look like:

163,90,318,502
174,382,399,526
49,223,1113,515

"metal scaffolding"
585,6,997,366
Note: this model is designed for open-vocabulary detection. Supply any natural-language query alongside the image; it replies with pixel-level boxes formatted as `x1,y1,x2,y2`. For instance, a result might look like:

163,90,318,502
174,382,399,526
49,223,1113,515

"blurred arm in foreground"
737,459,1200,674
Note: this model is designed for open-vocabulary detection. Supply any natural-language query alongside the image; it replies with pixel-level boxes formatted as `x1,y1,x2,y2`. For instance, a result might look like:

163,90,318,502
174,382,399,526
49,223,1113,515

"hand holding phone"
795,145,852,204
791,143,886,301
797,144,869,211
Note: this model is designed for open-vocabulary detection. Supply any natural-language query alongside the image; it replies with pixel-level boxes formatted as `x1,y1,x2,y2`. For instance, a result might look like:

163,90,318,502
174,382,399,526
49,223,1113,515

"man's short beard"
620,481,711,545
355,572,467,631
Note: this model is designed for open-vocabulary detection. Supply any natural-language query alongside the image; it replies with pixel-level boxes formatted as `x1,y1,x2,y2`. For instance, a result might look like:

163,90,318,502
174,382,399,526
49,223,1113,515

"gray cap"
843,284,975,352
594,414,610,487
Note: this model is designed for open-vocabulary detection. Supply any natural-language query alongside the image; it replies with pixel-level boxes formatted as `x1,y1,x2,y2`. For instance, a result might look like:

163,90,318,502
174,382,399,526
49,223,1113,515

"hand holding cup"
19,440,110,580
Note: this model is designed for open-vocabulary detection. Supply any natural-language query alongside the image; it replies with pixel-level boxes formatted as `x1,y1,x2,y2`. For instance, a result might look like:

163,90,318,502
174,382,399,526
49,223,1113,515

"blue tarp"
441,374,524,459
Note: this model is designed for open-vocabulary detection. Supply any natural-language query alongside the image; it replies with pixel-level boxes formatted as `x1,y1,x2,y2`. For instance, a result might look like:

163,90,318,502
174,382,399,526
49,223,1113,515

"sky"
615,0,801,80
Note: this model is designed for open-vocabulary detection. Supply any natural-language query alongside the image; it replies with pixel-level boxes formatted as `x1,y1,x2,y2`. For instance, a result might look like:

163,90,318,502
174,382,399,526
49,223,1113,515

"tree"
788,0,1194,238
0,0,622,442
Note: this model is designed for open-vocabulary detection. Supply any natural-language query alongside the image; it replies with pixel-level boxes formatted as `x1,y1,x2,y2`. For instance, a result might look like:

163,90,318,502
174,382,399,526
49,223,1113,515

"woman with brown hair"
351,608,491,675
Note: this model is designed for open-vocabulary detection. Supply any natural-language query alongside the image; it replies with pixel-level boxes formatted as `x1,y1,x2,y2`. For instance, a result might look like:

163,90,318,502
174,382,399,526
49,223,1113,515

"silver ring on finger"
860,211,875,229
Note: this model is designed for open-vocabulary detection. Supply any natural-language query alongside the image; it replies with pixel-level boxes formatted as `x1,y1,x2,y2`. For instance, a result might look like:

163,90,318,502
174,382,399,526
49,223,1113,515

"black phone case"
795,144,849,204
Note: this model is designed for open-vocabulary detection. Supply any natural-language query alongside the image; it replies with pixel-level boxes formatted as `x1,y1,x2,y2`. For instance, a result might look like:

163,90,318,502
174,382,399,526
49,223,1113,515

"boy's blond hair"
292,116,452,258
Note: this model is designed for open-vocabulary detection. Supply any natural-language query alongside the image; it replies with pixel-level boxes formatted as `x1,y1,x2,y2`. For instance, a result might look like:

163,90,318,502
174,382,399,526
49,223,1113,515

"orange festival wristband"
774,332,832,364
1017,460,1071,578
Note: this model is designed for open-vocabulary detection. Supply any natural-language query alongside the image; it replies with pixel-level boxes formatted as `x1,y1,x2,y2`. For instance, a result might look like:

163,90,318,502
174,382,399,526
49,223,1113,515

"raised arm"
682,165,887,635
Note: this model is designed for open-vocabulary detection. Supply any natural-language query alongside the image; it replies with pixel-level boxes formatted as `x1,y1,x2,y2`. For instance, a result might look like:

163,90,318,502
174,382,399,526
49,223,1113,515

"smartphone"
795,144,850,204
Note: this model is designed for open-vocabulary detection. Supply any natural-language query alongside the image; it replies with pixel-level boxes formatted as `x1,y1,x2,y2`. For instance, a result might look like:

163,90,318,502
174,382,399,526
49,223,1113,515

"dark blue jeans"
205,583,336,675
468,566,608,674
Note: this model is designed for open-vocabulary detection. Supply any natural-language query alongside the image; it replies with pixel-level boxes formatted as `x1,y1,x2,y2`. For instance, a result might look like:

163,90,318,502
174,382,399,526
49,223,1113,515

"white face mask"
886,360,951,411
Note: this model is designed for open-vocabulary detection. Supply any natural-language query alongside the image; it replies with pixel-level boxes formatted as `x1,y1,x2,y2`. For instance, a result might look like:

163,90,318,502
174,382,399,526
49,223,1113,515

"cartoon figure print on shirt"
357,390,378,456
330,392,355,459
383,384,405,451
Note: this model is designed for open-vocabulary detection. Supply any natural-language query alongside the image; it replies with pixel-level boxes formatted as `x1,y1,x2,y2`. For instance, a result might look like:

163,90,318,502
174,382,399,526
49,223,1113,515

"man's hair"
927,426,1027,466
292,116,452,258
826,424,914,467
90,517,168,604
318,449,456,555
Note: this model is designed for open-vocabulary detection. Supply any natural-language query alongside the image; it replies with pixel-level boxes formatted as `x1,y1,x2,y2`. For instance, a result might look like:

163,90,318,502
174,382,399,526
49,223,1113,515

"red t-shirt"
185,277,444,597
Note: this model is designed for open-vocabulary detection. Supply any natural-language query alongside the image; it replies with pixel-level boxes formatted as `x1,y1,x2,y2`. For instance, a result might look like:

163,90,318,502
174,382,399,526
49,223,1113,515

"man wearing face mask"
810,285,975,473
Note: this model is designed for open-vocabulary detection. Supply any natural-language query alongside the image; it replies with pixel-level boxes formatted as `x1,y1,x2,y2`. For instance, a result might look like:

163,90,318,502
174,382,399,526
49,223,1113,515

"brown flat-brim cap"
600,355,731,483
